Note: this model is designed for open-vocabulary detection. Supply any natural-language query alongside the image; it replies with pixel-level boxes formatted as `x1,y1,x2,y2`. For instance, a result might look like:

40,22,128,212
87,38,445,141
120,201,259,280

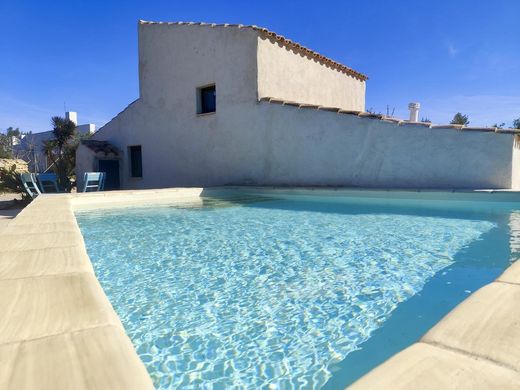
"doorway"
98,159,120,191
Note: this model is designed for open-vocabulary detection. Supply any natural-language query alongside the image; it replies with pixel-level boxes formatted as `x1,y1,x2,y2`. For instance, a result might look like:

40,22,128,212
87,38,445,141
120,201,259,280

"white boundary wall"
83,99,513,189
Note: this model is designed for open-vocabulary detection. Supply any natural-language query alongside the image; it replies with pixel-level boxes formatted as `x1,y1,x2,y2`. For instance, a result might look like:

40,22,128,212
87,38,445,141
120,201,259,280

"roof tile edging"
138,20,368,82
257,97,520,134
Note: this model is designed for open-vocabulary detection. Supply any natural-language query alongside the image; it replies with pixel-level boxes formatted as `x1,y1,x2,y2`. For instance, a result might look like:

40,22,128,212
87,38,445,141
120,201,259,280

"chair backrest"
82,172,106,192
20,173,41,199
36,173,60,193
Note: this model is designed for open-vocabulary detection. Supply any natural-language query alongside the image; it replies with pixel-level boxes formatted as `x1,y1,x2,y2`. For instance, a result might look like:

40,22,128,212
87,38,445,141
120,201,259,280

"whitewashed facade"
76,21,519,190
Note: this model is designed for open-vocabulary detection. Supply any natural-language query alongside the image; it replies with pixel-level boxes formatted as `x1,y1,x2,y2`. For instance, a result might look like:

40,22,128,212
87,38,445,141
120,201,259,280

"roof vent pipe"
408,102,420,122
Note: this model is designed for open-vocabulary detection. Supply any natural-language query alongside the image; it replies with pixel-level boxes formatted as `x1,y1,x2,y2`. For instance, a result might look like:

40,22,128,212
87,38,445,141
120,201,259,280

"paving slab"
0,273,122,344
15,207,75,218
0,246,93,280
0,325,154,390
348,343,520,389
421,281,520,371
9,212,77,226
498,259,520,285
0,192,181,389
0,208,23,231
4,220,81,234
0,231,84,252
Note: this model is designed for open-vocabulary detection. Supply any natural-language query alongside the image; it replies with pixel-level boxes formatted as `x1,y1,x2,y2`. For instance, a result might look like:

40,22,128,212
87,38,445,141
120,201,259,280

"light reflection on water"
76,195,516,389
509,211,520,258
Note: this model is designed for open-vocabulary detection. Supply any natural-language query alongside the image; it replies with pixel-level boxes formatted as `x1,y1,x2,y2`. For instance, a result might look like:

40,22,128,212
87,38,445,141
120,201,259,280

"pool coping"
1,187,519,389
0,188,204,389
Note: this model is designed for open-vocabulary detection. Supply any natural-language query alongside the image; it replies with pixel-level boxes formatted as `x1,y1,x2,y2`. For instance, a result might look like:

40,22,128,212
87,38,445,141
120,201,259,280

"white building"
76,21,520,190
15,112,95,173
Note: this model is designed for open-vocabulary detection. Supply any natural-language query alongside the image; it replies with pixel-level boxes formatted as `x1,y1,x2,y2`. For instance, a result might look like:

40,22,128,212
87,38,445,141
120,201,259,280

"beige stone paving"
4,220,81,234
0,193,154,389
3,188,520,389
1,231,85,252
0,208,22,231
348,343,520,390
0,326,153,390
9,213,77,226
0,246,93,279
0,273,122,344
498,260,520,285
421,281,520,371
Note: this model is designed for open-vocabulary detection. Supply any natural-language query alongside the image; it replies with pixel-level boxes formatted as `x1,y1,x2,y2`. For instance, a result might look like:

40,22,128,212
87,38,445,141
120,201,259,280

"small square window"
129,145,142,178
197,85,216,114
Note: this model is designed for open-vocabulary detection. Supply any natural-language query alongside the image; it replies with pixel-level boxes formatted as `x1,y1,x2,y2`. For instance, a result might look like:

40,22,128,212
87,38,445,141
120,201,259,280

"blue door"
98,160,120,191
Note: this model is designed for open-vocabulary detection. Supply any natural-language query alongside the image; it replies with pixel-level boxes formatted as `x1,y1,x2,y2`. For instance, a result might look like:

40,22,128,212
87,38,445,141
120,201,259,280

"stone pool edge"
1,187,519,389
0,188,204,389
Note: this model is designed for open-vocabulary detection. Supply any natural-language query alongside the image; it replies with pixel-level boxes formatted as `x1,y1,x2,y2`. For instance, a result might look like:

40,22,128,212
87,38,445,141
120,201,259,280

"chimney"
66,111,78,125
408,102,420,122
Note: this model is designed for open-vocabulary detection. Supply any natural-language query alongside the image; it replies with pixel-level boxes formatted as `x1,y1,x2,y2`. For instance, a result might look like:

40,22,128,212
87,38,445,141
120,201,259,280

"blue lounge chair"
20,173,41,199
36,173,61,193
82,172,106,192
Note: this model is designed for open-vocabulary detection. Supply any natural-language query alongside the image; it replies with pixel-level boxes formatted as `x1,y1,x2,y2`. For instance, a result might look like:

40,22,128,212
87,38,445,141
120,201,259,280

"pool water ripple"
77,198,494,389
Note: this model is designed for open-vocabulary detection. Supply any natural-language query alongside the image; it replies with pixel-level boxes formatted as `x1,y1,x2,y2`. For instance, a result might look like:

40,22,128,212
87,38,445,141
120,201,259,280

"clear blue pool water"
76,194,520,389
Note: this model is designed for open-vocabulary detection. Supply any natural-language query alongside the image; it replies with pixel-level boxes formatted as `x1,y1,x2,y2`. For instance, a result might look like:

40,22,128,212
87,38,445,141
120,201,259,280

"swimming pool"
75,191,520,389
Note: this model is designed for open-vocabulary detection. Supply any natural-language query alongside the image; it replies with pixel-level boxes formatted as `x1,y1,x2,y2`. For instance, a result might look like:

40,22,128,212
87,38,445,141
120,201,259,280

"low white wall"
247,104,513,189
86,100,513,190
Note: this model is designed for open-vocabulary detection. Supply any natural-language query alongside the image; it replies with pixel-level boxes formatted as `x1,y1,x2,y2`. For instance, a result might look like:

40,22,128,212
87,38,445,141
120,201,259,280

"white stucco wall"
86,23,260,190
80,23,514,190
88,99,513,189
75,144,92,190
511,136,520,189
245,104,512,188
257,36,366,111
138,23,259,108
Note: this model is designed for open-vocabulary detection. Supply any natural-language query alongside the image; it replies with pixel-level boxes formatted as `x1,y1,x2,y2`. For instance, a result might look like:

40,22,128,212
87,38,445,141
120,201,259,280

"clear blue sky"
1,0,519,133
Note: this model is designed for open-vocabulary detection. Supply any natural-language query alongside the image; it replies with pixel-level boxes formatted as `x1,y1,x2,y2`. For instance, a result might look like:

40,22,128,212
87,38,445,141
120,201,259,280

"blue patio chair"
36,173,61,193
20,173,41,199
82,172,106,192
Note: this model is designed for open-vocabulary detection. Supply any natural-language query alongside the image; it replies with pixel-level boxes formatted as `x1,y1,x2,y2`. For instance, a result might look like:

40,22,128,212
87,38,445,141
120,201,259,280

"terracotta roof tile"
358,112,384,119
268,98,285,105
461,127,496,132
258,97,517,135
338,109,362,116
299,103,321,110
496,128,520,134
138,20,368,81
399,121,432,128
381,116,402,124
282,101,301,107
318,106,341,113
431,124,464,130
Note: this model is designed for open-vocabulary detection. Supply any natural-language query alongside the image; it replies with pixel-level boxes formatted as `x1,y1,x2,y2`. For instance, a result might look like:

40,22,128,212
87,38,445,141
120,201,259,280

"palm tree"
43,116,77,191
